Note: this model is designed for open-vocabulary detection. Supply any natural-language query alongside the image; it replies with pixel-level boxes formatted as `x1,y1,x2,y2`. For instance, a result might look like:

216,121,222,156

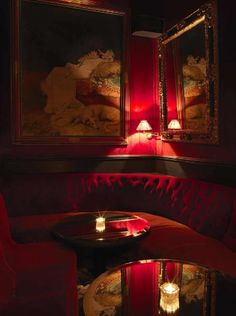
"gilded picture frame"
11,0,129,145
158,1,219,144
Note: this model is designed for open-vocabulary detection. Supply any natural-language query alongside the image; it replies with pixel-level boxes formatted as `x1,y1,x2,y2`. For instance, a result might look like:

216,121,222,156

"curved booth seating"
0,194,78,316
5,173,236,278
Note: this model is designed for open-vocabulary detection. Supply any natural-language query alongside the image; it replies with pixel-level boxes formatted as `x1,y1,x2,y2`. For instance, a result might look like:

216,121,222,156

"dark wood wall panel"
1,156,236,187
1,156,156,174
154,157,236,187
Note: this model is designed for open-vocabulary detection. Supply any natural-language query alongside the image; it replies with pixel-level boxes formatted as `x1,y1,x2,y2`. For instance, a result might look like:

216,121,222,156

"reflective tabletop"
52,211,150,248
83,259,236,316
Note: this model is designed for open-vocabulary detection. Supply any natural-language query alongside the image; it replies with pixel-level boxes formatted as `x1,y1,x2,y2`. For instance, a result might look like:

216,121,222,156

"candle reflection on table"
160,282,180,313
83,260,216,316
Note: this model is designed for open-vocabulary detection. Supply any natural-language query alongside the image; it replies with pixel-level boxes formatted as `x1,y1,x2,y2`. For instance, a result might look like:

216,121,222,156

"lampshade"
168,119,181,129
136,120,152,132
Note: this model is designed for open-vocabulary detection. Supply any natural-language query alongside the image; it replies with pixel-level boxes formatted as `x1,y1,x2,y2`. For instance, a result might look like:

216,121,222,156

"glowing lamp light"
96,216,106,232
136,120,159,140
136,120,152,132
168,119,181,129
160,282,180,314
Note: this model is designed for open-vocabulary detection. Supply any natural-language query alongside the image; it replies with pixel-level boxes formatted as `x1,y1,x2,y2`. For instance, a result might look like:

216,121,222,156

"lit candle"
160,282,180,313
96,216,106,232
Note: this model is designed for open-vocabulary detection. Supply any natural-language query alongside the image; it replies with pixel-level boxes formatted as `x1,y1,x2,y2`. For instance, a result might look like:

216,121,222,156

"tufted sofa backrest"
76,173,236,241
2,173,236,246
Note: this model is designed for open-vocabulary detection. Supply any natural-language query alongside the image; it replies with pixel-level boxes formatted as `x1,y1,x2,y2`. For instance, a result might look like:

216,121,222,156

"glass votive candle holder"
160,282,180,313
96,216,106,232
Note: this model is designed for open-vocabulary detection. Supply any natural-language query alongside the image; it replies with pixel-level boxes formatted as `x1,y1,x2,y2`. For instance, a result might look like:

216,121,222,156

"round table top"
52,211,150,248
83,258,235,316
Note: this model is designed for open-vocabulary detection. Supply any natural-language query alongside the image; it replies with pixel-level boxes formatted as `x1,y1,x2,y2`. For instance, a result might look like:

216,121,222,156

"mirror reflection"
159,1,219,143
83,259,218,316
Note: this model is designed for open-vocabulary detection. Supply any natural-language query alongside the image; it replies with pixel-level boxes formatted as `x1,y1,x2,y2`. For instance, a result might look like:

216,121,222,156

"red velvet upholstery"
3,173,236,277
75,174,235,241
0,194,78,316
132,212,236,278
222,198,236,251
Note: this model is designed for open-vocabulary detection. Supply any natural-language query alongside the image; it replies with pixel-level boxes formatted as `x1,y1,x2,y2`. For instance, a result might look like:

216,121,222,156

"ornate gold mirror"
159,1,218,143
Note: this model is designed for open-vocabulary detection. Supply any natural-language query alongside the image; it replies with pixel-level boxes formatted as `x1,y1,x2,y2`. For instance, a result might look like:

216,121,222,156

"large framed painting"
11,0,129,145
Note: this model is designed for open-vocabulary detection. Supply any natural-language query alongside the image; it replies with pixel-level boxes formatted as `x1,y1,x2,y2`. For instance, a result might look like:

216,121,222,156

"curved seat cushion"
6,242,77,296
10,212,78,243
0,195,16,248
222,199,236,252
0,242,16,303
4,241,78,316
134,212,236,278
0,189,79,316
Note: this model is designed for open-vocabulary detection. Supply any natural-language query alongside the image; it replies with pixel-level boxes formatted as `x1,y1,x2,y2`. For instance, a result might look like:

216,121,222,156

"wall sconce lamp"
136,120,160,140
164,119,181,139
168,119,181,129
165,119,192,141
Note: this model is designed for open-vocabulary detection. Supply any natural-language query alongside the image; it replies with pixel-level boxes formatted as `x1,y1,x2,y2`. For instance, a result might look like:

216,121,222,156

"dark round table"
52,211,150,275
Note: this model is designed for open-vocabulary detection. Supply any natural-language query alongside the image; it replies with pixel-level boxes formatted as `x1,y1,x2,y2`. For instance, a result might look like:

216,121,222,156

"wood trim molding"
1,155,236,187
154,156,236,187
0,155,157,174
